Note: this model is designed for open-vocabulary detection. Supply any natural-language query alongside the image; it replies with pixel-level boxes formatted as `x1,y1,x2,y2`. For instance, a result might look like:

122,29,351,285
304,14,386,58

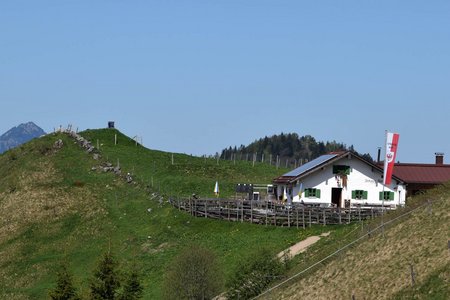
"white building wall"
277,156,406,207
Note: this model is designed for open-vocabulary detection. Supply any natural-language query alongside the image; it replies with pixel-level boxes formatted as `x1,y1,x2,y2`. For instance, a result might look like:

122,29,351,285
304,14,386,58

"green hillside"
260,184,450,299
0,129,336,299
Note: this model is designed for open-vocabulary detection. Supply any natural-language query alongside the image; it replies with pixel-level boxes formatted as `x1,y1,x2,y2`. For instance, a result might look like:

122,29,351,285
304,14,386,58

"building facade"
273,151,406,208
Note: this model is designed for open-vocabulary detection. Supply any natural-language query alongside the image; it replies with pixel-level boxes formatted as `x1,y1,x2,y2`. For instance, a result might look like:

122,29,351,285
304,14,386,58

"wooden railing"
169,198,385,227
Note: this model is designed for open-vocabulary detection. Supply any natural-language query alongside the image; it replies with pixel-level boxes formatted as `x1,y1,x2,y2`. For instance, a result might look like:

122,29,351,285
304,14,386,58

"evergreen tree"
49,263,80,300
89,252,120,300
219,132,374,168
119,269,143,300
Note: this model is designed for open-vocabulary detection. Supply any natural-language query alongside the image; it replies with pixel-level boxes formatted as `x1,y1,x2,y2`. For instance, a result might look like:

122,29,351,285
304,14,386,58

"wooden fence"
168,198,385,228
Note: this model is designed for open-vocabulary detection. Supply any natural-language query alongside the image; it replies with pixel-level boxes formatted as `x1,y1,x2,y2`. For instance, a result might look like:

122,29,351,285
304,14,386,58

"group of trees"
52,245,289,300
162,244,288,300
49,252,143,300
220,132,373,165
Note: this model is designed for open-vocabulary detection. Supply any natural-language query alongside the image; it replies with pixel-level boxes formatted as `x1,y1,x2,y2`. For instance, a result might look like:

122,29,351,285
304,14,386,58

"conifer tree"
49,263,80,300
89,252,120,300
119,268,143,300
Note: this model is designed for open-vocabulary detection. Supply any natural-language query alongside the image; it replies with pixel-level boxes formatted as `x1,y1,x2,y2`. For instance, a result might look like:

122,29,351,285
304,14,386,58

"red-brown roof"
393,163,450,184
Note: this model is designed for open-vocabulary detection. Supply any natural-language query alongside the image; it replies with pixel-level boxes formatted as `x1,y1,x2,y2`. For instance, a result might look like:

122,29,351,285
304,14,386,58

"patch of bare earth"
278,232,331,259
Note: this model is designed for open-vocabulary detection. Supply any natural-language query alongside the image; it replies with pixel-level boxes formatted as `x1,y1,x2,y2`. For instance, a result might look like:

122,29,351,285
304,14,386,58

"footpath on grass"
277,232,331,259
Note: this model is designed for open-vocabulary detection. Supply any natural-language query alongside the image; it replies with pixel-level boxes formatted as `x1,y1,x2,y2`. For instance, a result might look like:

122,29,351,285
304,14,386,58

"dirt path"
278,232,331,259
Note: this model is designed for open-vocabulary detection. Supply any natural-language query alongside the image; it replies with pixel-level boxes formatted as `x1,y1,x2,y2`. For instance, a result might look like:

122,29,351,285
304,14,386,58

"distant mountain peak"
0,122,46,153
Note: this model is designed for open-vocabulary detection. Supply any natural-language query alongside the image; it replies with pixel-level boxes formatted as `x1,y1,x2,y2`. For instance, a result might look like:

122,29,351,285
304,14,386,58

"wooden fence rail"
169,198,385,227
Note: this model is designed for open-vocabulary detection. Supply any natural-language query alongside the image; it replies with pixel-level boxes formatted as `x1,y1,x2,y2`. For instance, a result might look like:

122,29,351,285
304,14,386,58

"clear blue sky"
1,1,449,163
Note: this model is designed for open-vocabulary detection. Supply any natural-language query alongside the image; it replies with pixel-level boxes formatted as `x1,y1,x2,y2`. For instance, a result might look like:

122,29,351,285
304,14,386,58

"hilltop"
0,122,46,154
0,128,337,299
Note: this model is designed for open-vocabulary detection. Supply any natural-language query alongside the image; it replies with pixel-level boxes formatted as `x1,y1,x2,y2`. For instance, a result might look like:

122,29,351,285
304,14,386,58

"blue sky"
1,1,449,163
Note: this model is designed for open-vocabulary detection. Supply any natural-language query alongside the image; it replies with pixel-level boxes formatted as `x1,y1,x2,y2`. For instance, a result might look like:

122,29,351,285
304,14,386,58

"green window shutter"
316,189,321,198
389,191,394,200
352,190,356,199
305,189,309,197
363,191,368,200
379,191,383,200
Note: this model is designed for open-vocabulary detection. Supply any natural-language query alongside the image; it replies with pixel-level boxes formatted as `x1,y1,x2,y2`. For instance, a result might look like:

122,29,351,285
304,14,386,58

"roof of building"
392,163,450,184
283,153,338,177
273,151,403,184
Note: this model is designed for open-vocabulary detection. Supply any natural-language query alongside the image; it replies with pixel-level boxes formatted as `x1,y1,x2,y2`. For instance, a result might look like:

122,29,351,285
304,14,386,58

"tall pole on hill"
382,130,387,237
382,130,400,237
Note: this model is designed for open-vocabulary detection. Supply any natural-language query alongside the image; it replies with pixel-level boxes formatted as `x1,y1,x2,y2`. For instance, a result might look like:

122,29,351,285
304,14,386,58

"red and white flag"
383,132,400,185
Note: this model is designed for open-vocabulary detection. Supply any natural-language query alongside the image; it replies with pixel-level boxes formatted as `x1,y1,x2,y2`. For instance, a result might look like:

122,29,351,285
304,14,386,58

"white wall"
277,155,406,207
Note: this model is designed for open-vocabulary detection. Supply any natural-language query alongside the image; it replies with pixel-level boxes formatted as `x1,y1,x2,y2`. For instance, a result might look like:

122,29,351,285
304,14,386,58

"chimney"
377,147,381,163
435,152,444,165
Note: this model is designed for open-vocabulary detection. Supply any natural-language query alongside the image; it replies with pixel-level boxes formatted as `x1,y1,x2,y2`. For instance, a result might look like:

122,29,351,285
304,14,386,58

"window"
305,188,321,198
352,190,368,200
333,165,351,175
379,191,394,201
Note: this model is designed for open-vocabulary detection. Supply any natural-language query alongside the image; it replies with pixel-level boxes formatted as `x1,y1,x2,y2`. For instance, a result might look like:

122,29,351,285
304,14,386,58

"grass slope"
0,129,335,299
262,184,450,300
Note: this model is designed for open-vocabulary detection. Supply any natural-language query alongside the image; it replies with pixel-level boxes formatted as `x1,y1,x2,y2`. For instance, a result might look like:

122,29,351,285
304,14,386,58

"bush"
226,247,283,299
162,244,224,300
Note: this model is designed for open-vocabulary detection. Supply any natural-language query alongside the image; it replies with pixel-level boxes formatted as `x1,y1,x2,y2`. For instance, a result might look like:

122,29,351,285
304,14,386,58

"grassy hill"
0,128,339,299
260,184,450,299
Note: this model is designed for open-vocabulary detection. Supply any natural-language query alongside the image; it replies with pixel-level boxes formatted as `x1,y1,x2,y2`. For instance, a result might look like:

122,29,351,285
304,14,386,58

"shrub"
162,244,224,300
226,247,283,299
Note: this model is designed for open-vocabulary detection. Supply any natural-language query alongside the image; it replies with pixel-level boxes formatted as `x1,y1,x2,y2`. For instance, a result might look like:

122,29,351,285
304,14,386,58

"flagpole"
382,130,387,237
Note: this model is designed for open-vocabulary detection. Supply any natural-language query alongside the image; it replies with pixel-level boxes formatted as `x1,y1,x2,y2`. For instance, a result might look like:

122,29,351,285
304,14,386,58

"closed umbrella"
214,181,219,198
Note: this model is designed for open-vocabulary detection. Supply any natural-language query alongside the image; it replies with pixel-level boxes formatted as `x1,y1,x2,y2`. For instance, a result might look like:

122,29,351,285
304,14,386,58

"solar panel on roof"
283,154,338,177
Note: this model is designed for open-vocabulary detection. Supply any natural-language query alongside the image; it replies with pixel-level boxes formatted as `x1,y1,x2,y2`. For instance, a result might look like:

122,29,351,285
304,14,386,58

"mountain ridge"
0,121,46,154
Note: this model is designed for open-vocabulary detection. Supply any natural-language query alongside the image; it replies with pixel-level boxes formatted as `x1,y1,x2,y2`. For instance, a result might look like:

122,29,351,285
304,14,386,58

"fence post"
338,207,342,224
409,263,416,286
288,206,290,228
274,203,278,226
265,201,268,226
241,201,244,222
323,209,326,226
251,200,253,224
194,199,197,217
205,201,207,218
302,207,305,229
348,206,351,224
358,206,361,222
309,210,312,227
296,207,299,229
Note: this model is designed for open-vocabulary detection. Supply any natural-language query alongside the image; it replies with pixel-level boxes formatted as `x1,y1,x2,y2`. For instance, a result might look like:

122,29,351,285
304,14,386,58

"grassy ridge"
82,128,287,198
261,184,450,300
0,129,334,299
